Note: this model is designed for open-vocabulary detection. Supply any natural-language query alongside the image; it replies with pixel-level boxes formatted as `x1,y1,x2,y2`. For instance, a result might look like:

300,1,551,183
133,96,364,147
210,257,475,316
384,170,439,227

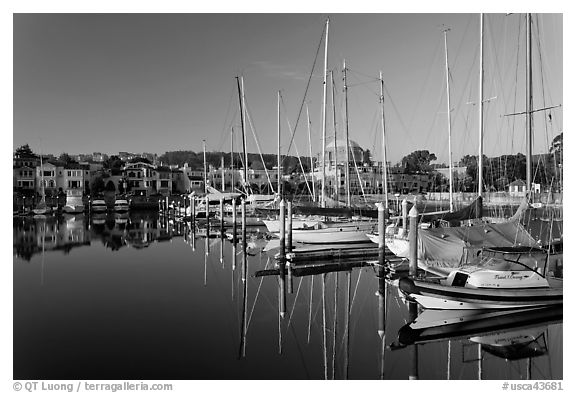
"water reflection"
13,213,562,380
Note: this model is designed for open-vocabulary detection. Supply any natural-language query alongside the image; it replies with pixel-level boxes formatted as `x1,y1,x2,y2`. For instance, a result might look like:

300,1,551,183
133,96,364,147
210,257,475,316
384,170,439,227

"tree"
58,153,78,165
92,177,106,195
401,150,437,173
15,144,36,157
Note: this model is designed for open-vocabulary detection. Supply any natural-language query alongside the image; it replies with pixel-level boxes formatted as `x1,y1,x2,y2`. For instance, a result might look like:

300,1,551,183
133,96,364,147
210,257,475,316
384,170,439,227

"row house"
124,162,158,196
32,161,90,196
14,166,36,192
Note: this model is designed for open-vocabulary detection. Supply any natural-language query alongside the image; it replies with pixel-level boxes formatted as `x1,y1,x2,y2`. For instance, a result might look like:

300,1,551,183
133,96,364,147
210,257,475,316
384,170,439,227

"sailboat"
33,153,53,216
382,14,561,275
264,18,377,244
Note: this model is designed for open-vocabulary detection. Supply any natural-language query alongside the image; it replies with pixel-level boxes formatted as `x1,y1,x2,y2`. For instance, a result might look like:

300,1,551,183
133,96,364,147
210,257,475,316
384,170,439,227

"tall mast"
443,28,454,212
236,76,249,193
526,13,533,193
379,71,389,211
321,18,329,208
478,14,484,197
343,59,351,207
203,139,207,193
306,103,316,203
330,69,338,203
277,91,281,198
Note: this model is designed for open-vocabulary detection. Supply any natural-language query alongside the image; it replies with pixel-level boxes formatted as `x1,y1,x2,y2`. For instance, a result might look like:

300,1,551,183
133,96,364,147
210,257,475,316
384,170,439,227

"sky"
13,11,563,165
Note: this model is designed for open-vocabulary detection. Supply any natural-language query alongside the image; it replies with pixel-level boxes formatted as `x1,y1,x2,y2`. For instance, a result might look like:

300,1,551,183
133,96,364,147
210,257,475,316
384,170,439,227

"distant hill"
158,150,314,174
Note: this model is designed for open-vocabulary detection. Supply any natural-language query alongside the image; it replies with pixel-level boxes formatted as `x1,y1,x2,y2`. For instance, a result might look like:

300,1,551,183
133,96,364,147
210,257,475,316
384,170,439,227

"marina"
13,12,563,383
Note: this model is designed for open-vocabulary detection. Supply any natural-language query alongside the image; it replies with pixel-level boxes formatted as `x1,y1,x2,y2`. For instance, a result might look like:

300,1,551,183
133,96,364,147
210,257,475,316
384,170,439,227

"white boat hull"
276,224,375,244
263,219,321,232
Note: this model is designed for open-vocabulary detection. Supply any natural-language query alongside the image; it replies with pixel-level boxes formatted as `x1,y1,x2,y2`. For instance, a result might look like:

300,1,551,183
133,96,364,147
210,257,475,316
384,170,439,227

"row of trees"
157,150,314,174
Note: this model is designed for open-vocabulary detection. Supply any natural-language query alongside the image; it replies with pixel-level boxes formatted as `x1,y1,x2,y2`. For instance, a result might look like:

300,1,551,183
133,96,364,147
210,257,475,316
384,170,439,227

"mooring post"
287,201,293,253
183,196,187,218
177,201,181,218
232,198,237,242
402,198,408,232
166,196,169,216
279,199,286,262
377,202,386,267
220,197,224,232
190,195,196,225
205,196,210,237
287,262,293,294
241,198,246,248
408,205,419,278
279,261,286,318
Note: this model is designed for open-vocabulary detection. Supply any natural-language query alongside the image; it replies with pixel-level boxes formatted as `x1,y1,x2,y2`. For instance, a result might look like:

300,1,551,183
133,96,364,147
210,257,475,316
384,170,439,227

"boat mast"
306,103,316,203
379,71,389,212
236,76,249,194
277,90,281,198
321,18,329,208
526,13,533,194
343,59,351,207
443,27,454,212
478,14,484,197
330,69,338,203
203,139,207,193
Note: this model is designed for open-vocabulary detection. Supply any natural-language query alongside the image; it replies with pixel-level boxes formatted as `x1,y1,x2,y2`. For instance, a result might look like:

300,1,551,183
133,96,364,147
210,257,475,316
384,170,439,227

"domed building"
323,138,364,167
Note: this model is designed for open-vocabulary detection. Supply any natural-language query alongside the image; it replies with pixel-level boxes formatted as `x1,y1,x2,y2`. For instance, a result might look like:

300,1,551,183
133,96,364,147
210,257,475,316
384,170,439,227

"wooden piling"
205,196,210,237
408,205,418,277
232,198,237,242
241,199,246,250
220,198,224,232
287,262,293,294
287,201,293,253
377,202,386,266
191,196,196,224
402,198,408,232
177,201,181,218
279,199,286,262
166,196,169,215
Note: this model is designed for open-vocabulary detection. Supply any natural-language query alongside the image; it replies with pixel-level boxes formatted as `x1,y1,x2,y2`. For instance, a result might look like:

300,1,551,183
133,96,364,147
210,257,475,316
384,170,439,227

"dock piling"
220,198,224,231
232,198,237,242
279,199,286,262
408,205,418,277
402,198,408,232
377,202,386,267
287,201,293,253
241,198,246,248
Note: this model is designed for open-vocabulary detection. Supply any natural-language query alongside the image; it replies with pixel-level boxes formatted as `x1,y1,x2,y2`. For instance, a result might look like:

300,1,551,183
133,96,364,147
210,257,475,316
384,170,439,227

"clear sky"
13,11,562,165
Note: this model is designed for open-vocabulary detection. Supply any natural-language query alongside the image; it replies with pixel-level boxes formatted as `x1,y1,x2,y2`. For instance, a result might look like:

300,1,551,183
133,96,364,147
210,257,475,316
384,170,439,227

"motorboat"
114,199,130,213
397,254,563,310
91,199,108,213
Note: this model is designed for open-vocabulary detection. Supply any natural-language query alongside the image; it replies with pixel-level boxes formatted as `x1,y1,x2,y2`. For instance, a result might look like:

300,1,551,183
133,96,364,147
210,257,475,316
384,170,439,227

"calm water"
13,212,563,380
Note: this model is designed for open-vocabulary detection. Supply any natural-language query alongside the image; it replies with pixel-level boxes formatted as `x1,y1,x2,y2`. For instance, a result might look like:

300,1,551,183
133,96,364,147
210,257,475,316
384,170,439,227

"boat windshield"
476,256,536,272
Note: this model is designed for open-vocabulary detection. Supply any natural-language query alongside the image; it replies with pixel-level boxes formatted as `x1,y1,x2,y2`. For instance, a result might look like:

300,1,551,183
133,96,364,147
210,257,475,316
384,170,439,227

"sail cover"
417,221,539,265
420,196,483,223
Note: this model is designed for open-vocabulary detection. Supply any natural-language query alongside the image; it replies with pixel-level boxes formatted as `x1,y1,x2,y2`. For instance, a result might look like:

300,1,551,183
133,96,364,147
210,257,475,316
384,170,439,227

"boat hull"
398,277,563,310
277,224,375,244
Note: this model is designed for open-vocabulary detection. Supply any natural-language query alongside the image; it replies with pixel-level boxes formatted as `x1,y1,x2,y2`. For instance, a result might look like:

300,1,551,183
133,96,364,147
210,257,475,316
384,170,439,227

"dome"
325,139,362,150
324,138,364,164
